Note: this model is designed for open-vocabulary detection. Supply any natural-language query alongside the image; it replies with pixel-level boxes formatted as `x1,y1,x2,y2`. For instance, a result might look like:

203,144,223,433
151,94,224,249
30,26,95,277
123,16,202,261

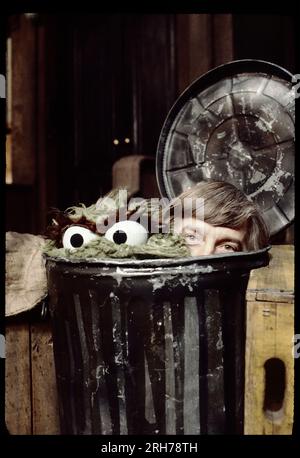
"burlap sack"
5,231,48,316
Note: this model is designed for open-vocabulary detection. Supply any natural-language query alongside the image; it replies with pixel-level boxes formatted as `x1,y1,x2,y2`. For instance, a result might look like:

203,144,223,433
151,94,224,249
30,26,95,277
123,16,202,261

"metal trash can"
46,59,294,435
46,249,269,435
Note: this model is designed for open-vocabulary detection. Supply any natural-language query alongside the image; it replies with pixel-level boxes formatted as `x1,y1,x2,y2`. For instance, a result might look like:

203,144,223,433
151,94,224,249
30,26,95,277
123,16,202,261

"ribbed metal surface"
46,250,269,435
156,60,295,236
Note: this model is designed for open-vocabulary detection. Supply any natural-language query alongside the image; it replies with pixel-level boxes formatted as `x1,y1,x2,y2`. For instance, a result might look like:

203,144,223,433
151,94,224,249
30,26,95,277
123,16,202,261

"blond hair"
166,180,269,251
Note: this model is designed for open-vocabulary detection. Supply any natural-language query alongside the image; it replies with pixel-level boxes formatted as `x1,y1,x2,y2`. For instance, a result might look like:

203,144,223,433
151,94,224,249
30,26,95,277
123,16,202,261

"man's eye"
185,234,196,241
222,244,237,252
105,220,148,246
184,232,204,245
62,226,100,250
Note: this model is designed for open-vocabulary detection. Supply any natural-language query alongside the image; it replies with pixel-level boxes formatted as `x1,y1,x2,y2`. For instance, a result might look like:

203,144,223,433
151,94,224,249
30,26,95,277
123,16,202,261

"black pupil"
70,233,84,248
113,230,127,245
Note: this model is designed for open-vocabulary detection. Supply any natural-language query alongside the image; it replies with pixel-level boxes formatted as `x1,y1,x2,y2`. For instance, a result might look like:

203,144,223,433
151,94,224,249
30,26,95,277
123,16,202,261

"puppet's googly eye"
62,226,99,250
105,221,148,246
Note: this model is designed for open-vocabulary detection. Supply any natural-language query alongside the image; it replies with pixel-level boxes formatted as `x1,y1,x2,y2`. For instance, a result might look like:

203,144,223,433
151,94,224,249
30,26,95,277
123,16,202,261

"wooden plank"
176,14,212,94
248,245,294,294
256,291,294,303
11,14,36,185
5,322,32,434
188,14,213,81
176,14,233,94
31,322,60,434
212,14,234,66
246,291,257,302
247,290,294,303
244,300,294,434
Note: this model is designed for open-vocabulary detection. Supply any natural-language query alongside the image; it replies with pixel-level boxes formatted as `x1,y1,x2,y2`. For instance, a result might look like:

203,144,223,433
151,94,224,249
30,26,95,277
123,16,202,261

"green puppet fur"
43,233,189,260
44,189,189,260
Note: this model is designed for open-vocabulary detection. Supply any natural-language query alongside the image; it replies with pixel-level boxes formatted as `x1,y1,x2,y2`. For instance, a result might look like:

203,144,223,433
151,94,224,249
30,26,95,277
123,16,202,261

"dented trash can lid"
156,59,295,236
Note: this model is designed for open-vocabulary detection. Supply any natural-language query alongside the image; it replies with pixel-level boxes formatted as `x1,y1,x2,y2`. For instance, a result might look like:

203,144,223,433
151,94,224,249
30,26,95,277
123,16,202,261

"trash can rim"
44,245,271,268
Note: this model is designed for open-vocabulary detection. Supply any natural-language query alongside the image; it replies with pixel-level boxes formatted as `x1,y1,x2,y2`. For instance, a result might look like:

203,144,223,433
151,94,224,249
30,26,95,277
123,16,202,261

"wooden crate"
5,245,294,434
245,245,294,434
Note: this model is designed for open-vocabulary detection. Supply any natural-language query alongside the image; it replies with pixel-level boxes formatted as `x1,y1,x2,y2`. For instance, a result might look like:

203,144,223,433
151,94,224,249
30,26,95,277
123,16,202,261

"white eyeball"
62,225,100,250
105,220,148,246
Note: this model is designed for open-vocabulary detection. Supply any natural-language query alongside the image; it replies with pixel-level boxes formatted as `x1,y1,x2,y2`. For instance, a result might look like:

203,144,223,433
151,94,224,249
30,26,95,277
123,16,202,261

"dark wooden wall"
233,14,295,74
5,14,295,240
6,13,178,233
61,14,177,208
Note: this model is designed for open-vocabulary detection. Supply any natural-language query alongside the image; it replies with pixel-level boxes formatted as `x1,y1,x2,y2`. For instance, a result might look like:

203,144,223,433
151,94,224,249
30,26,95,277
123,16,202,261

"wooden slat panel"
31,322,60,434
176,14,233,94
5,323,32,434
176,14,213,94
248,245,294,294
212,14,234,66
11,14,36,185
256,291,294,303
244,300,294,434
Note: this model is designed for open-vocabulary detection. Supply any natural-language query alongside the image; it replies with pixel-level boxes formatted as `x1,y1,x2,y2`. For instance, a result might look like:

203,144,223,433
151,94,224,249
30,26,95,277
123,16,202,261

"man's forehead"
176,217,246,242
174,217,207,232
215,226,245,243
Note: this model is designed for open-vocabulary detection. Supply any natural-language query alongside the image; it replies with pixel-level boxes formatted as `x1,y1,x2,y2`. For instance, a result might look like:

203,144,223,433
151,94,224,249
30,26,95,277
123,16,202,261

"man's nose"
201,233,216,256
190,241,215,257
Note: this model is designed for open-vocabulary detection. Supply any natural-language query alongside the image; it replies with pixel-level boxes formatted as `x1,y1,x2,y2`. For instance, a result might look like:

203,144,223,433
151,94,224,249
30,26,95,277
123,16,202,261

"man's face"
173,217,246,256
